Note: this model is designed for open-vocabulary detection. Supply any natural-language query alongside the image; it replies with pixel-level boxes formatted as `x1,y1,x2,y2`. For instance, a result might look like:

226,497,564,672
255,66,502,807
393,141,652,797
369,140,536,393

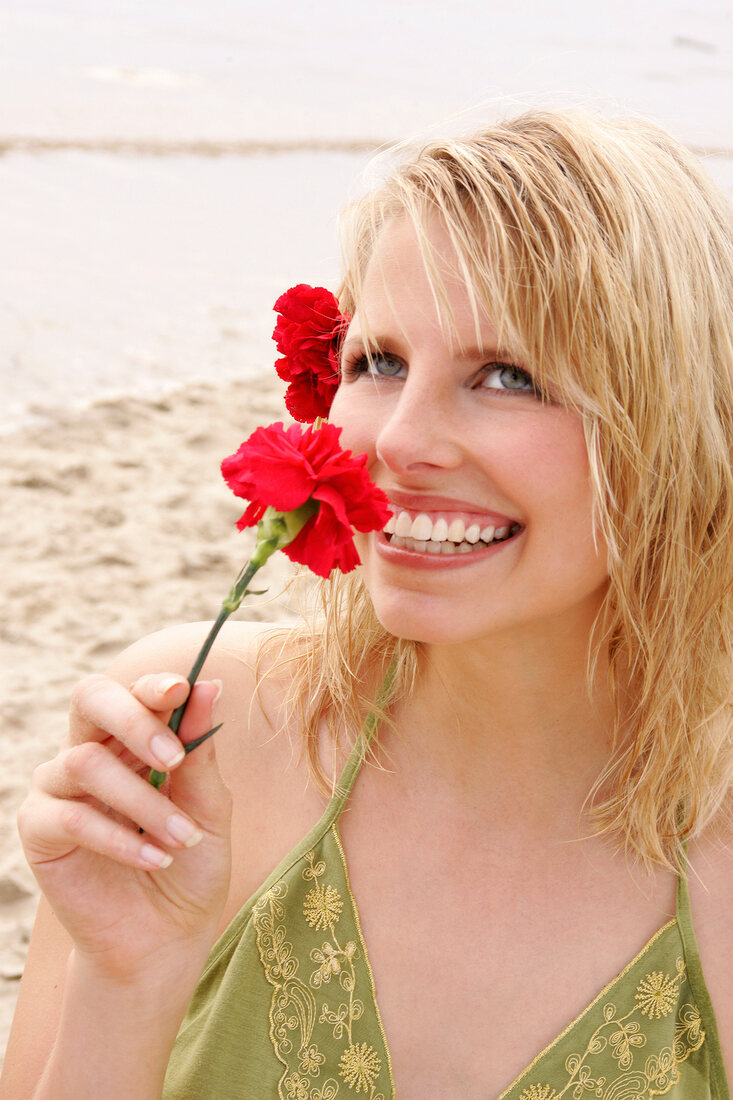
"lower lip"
375,528,524,570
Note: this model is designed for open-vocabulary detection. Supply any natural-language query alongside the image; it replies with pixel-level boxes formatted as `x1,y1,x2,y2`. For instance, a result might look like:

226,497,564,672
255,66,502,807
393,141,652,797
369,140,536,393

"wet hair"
261,107,733,872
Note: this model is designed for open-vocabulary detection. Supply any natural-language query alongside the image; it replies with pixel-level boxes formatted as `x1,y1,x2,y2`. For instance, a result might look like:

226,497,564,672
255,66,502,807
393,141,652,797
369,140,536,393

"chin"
369,597,486,647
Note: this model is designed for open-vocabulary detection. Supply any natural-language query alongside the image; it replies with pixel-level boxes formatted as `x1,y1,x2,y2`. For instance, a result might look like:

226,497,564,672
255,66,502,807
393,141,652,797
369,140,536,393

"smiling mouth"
384,517,523,555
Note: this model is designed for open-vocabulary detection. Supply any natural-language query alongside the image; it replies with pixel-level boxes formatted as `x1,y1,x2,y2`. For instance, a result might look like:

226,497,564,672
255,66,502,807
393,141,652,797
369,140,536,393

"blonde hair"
262,108,733,871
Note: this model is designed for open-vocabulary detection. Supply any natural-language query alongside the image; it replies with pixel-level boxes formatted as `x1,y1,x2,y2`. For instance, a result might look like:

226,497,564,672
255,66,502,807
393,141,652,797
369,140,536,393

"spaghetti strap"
676,847,732,1098
326,658,398,819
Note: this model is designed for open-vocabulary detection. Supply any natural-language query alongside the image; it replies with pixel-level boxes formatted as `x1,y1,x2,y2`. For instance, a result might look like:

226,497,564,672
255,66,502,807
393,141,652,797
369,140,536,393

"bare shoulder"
686,813,733,1070
104,616,290,779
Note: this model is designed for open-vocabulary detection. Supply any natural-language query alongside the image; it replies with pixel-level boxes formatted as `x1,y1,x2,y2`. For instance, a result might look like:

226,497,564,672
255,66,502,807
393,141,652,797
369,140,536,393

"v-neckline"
324,686,728,1098
332,818,686,1099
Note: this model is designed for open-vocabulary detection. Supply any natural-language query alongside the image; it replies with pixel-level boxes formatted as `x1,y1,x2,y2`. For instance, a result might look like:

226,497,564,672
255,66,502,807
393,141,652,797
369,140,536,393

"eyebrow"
342,334,520,364
453,344,516,362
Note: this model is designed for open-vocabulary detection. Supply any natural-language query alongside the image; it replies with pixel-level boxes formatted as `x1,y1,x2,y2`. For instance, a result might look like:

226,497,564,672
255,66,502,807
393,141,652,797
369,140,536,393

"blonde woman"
2,109,733,1098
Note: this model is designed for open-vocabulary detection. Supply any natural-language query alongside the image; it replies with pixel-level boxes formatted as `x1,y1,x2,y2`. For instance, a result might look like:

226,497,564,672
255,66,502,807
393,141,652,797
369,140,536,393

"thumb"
170,680,231,838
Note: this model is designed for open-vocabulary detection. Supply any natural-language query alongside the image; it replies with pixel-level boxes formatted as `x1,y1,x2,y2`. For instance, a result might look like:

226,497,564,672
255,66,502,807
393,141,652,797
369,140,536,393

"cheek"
517,421,602,555
328,389,376,459
547,436,607,569
530,418,591,500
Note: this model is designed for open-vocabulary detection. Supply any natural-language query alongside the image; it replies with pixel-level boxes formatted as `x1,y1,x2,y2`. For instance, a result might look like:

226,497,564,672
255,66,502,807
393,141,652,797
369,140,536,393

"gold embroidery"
338,1042,382,1093
673,1004,704,1058
311,1083,340,1100
564,1058,605,1097
304,884,345,931
519,1086,561,1100
284,1073,312,1100
634,965,683,1020
609,1020,645,1069
645,1048,680,1095
332,826,396,1096
497,921,677,1100
516,956,706,1099
311,940,359,987
300,1045,326,1076
253,841,388,1100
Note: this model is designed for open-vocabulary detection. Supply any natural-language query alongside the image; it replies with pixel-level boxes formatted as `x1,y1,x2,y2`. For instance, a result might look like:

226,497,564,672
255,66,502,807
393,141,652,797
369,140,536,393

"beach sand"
0,374,306,1058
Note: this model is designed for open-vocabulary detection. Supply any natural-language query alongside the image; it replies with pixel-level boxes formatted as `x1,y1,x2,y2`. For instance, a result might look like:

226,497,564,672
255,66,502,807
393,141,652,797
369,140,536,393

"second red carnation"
272,284,348,423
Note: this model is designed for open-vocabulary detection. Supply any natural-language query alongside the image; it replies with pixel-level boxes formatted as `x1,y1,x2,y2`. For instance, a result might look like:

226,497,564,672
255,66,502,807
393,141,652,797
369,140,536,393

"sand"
0,375,305,1059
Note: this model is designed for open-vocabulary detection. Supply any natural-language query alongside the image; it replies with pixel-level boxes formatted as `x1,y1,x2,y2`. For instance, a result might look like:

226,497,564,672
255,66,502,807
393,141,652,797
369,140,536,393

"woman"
2,108,733,1098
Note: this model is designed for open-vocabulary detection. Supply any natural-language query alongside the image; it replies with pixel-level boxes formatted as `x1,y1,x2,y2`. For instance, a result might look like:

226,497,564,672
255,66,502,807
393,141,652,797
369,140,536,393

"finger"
40,743,204,851
68,675,189,772
147,678,224,787
168,682,231,839
20,791,174,871
176,680,223,748
128,672,190,714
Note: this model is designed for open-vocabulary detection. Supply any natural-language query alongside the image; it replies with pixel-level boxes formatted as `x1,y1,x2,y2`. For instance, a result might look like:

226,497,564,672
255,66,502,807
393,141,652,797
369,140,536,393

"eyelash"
342,351,542,398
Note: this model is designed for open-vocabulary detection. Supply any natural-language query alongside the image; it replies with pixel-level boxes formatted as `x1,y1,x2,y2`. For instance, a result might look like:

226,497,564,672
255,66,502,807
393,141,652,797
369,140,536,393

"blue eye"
344,352,405,379
482,364,538,395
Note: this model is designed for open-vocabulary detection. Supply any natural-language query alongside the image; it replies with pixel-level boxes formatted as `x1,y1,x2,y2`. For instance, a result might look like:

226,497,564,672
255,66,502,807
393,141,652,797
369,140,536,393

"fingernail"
150,734,186,768
160,674,187,696
210,679,223,721
167,814,203,848
140,843,173,868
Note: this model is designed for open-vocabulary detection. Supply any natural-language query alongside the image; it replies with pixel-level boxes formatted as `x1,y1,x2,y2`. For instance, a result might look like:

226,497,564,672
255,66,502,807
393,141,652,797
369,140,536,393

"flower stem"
147,558,263,789
146,501,318,790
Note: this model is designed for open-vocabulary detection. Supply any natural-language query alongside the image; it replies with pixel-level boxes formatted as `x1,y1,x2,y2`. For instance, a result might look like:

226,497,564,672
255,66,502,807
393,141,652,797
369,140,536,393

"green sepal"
183,722,224,755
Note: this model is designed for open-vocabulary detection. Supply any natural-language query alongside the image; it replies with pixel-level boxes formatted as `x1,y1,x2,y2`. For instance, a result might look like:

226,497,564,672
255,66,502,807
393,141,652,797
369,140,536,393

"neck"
385,617,628,832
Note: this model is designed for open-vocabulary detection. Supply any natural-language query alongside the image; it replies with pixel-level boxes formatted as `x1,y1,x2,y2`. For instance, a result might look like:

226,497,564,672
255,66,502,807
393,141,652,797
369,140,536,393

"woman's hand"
17,672,233,986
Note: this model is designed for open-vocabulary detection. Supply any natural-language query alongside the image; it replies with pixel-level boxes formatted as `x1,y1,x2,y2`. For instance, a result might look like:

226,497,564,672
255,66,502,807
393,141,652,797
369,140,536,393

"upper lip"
383,488,521,526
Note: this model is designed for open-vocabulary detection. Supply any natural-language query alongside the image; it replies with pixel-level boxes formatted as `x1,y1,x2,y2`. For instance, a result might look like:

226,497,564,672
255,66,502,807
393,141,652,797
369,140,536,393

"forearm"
31,951,203,1100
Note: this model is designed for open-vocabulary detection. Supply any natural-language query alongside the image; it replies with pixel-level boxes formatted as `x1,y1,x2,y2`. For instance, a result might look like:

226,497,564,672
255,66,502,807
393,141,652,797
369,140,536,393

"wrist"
33,951,205,1100
68,944,206,1018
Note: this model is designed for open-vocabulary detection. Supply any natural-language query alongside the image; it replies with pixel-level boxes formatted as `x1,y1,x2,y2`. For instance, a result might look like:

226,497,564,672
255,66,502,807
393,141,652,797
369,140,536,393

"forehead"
350,215,503,351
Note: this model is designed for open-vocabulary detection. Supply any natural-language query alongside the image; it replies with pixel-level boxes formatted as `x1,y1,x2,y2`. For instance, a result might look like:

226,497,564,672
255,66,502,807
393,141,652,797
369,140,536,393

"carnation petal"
284,376,331,423
222,419,384,575
283,509,361,576
271,284,346,423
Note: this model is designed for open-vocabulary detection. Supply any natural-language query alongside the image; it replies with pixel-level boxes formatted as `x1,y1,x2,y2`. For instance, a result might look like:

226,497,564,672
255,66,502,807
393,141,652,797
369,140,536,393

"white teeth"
395,511,413,538
389,528,519,555
387,509,519,549
410,512,433,541
432,517,448,542
447,518,466,542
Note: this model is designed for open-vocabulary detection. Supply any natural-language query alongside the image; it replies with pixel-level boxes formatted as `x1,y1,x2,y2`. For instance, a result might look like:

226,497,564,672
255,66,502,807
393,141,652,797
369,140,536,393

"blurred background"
2,0,733,432
1,0,733,1062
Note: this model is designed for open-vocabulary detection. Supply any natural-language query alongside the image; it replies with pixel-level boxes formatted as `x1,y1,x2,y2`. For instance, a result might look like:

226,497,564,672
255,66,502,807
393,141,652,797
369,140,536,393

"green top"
163,698,730,1099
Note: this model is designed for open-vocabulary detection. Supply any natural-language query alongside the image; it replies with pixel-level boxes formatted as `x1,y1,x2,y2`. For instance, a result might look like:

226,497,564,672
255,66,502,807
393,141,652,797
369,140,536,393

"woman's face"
328,216,610,647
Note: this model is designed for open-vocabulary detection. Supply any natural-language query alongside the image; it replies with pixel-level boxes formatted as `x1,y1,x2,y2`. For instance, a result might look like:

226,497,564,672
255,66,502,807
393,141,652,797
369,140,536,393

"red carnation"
272,284,348,422
221,421,390,577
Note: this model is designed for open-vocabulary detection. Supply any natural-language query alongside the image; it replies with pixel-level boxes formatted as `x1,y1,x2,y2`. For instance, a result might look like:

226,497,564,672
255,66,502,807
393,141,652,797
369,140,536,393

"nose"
374,370,463,476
